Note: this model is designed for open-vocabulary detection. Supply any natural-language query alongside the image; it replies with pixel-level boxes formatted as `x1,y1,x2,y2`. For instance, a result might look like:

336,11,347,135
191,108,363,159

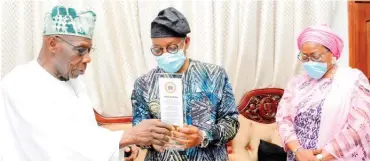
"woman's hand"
295,149,319,161
312,149,335,161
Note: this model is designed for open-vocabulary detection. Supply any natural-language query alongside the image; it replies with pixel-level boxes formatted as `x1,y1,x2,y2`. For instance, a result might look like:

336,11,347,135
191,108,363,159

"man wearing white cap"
1,6,174,161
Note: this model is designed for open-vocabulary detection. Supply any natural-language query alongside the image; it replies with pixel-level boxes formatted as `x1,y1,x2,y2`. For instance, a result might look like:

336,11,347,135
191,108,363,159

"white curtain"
0,0,344,117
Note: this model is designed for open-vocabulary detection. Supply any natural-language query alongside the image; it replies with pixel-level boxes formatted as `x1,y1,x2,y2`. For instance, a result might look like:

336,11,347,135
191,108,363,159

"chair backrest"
237,88,284,124
227,88,284,161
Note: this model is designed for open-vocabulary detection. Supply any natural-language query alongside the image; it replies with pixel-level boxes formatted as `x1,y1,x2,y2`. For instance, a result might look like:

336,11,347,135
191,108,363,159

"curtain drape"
0,0,345,116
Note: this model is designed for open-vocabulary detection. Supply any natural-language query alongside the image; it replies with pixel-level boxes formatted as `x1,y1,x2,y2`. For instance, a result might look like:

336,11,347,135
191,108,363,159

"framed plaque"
157,73,186,150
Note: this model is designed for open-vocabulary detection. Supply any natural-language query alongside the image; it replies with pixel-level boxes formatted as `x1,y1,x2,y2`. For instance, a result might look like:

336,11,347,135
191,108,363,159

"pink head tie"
297,24,344,59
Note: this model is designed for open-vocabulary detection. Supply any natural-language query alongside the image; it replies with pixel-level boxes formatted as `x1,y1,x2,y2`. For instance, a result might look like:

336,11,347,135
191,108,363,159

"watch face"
316,154,323,159
203,139,208,144
201,131,209,147
203,135,208,141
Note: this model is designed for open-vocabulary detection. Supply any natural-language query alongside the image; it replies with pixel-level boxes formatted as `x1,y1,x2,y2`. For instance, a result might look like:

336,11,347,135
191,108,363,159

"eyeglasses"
297,49,330,62
55,36,94,56
150,39,186,56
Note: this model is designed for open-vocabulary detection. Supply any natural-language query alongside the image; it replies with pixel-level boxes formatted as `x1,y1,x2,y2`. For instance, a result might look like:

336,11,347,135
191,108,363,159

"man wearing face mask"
131,7,240,161
276,25,370,161
0,6,175,161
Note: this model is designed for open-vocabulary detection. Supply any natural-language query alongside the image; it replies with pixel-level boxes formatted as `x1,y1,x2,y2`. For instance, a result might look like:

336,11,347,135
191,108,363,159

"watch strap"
293,146,302,159
199,130,209,148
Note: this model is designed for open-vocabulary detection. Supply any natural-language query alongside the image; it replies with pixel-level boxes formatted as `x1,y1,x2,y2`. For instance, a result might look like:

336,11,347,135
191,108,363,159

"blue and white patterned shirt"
131,59,240,161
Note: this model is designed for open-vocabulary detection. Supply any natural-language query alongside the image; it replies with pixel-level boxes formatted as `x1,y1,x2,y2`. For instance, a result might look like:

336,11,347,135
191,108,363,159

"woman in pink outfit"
276,25,370,161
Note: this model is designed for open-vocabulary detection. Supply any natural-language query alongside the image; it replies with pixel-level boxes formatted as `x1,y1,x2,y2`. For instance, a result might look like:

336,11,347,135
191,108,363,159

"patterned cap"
151,7,190,38
43,6,97,39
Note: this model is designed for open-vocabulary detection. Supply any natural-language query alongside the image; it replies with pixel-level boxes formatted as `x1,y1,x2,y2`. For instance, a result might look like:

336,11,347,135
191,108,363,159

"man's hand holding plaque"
172,125,203,150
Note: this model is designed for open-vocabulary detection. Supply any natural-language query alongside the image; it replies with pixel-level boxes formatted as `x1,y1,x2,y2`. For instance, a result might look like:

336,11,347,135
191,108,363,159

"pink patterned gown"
276,71,370,161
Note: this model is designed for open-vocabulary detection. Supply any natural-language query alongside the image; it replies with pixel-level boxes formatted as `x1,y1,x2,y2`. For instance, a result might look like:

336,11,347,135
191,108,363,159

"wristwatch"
199,130,209,148
292,146,302,159
316,154,324,161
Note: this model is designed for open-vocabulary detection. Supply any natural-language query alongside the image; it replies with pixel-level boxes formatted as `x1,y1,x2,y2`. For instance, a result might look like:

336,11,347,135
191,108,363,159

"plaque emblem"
165,82,176,93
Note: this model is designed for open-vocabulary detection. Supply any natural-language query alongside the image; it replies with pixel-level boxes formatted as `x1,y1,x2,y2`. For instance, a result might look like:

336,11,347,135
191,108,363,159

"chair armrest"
94,109,132,125
227,141,233,154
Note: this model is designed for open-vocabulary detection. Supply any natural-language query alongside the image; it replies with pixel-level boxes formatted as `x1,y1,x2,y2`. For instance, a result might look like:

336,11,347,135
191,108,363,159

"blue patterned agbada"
131,59,240,161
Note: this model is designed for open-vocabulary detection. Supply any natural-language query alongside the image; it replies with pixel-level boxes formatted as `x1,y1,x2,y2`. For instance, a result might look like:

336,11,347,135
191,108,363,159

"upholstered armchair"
228,88,284,161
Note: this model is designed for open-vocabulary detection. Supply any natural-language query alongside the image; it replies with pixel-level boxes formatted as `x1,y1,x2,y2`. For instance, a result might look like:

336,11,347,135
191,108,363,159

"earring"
331,58,337,65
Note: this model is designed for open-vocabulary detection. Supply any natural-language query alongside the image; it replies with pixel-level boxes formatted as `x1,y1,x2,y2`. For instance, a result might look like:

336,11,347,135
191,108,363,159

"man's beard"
55,66,70,81
55,66,70,82
58,76,69,81
56,62,72,82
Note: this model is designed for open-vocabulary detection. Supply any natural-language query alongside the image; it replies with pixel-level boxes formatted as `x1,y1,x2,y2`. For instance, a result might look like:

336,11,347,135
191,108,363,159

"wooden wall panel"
348,1,370,79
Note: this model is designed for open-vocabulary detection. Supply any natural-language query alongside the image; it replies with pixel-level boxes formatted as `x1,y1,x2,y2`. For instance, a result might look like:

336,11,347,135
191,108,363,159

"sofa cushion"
258,139,286,161
231,115,283,161
230,88,285,161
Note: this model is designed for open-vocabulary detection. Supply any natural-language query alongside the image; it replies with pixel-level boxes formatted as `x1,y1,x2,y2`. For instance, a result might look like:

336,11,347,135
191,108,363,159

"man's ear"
185,36,190,49
46,36,58,53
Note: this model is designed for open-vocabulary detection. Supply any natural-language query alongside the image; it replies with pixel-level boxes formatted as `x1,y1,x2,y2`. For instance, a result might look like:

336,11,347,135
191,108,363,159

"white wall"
331,0,349,67
0,1,2,79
